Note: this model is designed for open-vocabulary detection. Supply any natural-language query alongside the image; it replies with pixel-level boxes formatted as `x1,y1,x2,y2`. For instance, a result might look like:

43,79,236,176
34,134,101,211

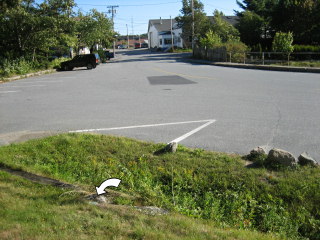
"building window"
160,39,162,45
164,39,172,44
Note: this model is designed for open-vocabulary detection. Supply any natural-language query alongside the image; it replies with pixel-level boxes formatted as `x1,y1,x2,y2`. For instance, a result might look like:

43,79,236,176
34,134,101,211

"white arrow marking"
169,120,216,144
96,178,121,195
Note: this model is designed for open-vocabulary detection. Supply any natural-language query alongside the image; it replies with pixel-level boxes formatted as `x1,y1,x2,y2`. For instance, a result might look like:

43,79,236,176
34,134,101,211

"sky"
73,0,242,36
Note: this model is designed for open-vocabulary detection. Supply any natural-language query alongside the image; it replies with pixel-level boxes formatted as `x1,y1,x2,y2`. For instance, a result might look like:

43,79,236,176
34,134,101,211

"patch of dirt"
0,225,22,240
0,130,60,146
0,163,75,189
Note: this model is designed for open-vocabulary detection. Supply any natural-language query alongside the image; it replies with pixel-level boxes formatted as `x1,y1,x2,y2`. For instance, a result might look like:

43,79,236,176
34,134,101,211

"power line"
77,1,180,7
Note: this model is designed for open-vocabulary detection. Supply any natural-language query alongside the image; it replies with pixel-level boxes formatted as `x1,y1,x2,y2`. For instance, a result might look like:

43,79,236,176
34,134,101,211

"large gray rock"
85,194,109,204
266,148,297,167
298,152,318,166
249,146,267,157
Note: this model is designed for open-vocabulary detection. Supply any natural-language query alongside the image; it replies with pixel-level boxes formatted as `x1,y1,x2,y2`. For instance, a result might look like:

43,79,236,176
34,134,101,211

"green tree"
175,0,210,48
199,30,221,48
76,9,113,52
0,0,77,60
272,31,294,54
0,0,20,13
210,10,240,42
199,10,248,63
236,0,277,19
272,0,319,44
236,10,265,47
237,0,320,45
236,0,277,48
0,2,38,58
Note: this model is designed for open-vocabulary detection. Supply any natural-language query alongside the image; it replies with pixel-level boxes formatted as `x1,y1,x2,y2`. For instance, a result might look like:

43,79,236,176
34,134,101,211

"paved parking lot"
1,49,320,160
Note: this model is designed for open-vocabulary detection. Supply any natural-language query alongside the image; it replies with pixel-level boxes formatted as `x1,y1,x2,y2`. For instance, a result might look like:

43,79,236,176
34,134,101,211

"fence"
193,46,320,66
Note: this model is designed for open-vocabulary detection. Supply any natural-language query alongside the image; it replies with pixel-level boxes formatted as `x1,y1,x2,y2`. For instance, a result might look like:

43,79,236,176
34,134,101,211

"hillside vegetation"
0,134,319,239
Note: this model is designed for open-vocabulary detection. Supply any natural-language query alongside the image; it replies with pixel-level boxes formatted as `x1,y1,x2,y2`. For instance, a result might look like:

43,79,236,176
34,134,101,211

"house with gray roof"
148,16,239,49
148,18,184,49
208,16,239,26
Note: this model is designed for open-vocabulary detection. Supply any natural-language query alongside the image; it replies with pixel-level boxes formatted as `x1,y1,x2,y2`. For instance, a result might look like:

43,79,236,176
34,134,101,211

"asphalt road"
1,49,319,161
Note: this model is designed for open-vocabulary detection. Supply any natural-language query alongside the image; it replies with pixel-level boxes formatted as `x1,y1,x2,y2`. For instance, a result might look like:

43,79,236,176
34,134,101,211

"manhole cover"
148,75,197,85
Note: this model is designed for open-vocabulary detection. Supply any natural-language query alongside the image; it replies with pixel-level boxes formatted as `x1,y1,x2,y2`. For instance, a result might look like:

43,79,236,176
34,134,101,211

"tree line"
236,0,320,49
176,0,320,51
0,0,114,64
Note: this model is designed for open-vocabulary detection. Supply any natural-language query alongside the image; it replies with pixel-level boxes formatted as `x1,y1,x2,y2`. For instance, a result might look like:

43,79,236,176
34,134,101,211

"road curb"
1,69,56,83
185,58,320,73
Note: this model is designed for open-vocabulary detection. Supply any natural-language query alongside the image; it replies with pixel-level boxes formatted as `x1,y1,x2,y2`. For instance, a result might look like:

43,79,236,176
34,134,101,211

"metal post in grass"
262,52,265,65
229,52,232,63
244,52,246,64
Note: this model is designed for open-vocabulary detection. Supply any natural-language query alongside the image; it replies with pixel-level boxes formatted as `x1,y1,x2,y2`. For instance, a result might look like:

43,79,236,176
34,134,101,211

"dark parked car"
141,43,148,48
134,43,141,49
117,44,127,49
60,54,99,70
104,51,114,60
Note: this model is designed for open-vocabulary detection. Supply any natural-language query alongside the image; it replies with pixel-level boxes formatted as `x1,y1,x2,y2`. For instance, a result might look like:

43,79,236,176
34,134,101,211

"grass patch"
167,48,192,53
0,169,278,239
274,61,320,68
0,133,319,239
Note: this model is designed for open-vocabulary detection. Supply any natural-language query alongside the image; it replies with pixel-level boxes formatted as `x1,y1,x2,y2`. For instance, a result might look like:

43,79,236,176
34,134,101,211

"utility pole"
170,16,174,51
131,17,134,45
126,24,129,49
107,5,119,56
191,0,194,50
138,34,140,47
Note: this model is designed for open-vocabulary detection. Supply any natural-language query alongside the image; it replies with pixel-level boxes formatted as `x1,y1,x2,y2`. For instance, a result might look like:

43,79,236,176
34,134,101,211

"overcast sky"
72,0,241,35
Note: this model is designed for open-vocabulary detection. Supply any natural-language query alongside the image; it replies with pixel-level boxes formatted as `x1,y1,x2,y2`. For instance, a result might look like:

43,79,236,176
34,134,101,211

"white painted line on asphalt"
169,120,216,144
69,119,216,133
0,91,21,94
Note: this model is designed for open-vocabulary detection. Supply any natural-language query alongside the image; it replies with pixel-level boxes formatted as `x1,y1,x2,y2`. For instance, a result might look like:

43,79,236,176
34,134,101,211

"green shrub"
272,32,294,54
0,56,70,77
48,57,70,69
0,58,35,77
200,30,222,49
225,40,249,63
293,45,320,52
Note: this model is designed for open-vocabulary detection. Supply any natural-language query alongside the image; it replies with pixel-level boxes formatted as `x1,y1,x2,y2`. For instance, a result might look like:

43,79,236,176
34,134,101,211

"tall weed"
0,58,35,77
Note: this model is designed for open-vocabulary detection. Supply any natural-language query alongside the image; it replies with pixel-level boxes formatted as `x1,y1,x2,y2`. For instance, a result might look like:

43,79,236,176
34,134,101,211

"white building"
148,18,183,49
